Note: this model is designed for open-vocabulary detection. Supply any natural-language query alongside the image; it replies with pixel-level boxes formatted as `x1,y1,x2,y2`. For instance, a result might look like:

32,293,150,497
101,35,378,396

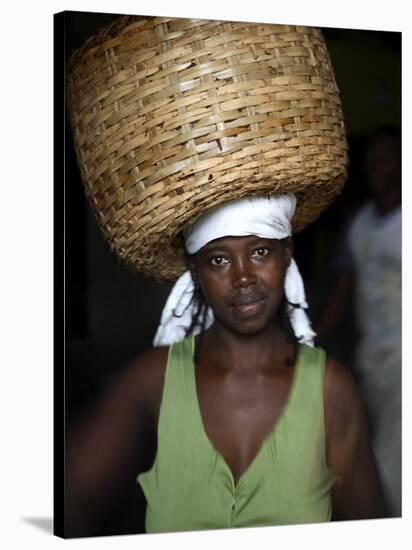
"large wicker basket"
67,15,348,281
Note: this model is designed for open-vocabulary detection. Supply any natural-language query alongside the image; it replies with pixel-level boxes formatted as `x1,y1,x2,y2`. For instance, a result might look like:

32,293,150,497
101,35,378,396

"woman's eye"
252,247,269,257
210,256,229,266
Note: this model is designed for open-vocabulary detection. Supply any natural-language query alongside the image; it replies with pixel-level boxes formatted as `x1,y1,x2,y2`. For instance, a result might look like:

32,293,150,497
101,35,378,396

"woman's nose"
231,259,257,288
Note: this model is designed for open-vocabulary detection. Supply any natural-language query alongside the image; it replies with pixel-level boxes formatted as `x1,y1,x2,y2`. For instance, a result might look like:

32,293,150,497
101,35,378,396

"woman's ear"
283,237,294,267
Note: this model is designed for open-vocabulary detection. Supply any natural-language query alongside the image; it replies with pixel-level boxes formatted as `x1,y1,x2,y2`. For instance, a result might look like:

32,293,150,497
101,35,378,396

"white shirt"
348,201,401,385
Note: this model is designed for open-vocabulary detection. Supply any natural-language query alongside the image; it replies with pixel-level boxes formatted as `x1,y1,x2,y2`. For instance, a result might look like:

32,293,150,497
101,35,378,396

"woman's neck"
198,319,294,373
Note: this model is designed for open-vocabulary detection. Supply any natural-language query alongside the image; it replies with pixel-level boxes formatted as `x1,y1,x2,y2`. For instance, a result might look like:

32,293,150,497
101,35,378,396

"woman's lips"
230,295,266,317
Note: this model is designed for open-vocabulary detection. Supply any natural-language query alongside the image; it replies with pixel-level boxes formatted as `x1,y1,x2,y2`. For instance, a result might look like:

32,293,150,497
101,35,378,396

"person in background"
315,126,401,516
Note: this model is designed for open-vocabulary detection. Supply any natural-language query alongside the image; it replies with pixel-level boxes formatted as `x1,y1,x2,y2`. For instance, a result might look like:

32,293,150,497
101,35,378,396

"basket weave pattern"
67,16,348,281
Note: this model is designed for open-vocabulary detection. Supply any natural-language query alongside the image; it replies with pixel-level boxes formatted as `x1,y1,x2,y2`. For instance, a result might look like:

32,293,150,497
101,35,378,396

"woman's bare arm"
64,346,168,536
324,358,388,520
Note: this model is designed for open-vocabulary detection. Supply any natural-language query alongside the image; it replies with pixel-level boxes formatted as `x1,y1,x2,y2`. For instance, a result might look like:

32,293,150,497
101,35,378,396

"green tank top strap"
151,335,197,465
289,343,327,427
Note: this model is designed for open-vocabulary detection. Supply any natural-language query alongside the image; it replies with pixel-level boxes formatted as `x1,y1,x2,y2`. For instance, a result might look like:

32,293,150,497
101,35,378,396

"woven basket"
67,15,348,281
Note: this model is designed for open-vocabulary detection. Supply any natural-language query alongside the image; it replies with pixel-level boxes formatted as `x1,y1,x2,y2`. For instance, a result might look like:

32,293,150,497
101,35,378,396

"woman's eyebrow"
202,236,274,251
201,245,228,254
248,237,272,245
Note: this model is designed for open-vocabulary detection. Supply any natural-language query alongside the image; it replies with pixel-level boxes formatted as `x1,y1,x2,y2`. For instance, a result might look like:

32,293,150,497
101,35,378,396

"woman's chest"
194,367,294,484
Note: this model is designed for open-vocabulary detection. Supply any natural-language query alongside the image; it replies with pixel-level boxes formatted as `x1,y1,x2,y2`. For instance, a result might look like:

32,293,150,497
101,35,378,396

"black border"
53,10,66,539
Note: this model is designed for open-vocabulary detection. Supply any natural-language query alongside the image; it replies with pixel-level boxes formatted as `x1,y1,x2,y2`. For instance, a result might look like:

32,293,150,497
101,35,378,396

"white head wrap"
153,195,316,346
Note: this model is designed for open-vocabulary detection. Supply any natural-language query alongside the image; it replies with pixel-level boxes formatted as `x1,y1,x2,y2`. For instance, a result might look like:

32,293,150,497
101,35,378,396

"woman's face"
188,235,292,335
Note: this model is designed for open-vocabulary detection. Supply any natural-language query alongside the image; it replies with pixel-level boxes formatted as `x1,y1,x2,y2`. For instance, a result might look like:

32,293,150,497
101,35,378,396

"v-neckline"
189,335,303,490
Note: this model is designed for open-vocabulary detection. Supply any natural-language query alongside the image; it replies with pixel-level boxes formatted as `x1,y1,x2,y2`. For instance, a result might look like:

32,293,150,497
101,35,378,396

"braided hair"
277,295,299,367
277,295,299,346
185,282,209,338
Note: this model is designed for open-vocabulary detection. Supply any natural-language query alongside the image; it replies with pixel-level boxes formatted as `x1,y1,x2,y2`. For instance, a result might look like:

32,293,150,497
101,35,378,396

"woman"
65,15,387,536
65,196,387,535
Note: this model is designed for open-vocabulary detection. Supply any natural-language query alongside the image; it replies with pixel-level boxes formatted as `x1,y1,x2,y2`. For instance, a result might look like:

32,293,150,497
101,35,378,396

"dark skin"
65,236,387,536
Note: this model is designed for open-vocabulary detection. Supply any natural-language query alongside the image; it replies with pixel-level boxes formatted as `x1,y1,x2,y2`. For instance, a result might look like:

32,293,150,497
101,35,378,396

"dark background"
61,11,401,536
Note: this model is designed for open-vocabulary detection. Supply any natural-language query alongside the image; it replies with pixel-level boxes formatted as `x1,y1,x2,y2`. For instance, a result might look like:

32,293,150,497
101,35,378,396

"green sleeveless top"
137,336,335,533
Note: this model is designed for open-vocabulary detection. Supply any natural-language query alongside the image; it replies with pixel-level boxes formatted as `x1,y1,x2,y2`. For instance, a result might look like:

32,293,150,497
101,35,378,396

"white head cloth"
153,195,316,347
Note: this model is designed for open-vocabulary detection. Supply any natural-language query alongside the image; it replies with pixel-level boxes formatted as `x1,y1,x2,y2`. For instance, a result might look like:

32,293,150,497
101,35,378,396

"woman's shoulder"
323,356,360,404
322,356,368,445
125,335,194,409
125,345,170,414
128,344,169,373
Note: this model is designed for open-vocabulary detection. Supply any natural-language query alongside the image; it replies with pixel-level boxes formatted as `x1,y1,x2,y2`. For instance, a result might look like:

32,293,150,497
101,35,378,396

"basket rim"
67,15,348,282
